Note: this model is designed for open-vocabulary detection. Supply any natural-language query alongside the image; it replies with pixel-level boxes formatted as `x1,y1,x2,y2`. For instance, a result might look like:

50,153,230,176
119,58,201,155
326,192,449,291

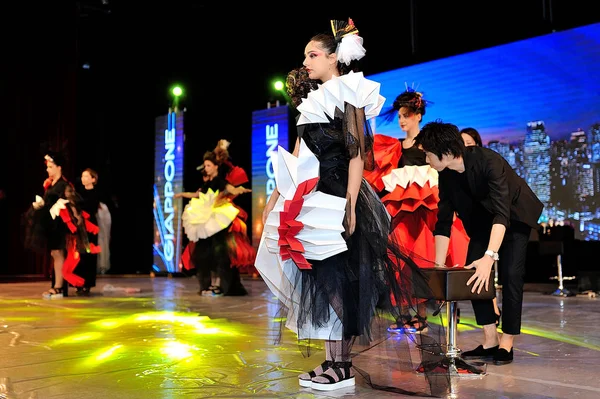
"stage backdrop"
369,22,600,241
250,106,291,248
153,109,184,273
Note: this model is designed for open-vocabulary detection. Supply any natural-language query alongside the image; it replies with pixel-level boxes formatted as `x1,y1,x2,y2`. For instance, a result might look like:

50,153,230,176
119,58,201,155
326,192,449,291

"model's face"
303,40,336,82
204,160,218,178
46,161,61,179
462,133,477,147
398,107,421,133
81,171,96,186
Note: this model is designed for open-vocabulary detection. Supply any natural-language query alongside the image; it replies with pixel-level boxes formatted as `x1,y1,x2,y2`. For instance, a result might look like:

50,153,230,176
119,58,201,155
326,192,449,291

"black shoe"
461,345,499,359
493,348,513,365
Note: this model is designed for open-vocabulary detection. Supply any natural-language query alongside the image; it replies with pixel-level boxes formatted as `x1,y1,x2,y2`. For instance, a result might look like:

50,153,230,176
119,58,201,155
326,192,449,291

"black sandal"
311,361,355,391
298,360,333,387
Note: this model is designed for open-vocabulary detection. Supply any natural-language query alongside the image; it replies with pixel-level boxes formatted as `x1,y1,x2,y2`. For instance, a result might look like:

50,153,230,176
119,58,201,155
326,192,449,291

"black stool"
538,241,575,297
417,266,496,377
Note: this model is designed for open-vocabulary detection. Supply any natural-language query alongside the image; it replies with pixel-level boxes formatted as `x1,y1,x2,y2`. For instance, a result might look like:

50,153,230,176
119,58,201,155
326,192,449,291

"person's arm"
466,153,509,293
346,154,363,236
173,191,199,199
224,183,251,196
433,171,454,266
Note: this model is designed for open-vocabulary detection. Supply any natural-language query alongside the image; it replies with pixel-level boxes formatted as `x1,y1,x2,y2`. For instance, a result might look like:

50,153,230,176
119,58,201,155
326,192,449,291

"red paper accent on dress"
85,219,99,234
363,134,402,193
89,243,102,254
226,165,250,186
62,240,85,287
59,208,77,233
277,177,319,270
382,181,439,217
181,242,195,271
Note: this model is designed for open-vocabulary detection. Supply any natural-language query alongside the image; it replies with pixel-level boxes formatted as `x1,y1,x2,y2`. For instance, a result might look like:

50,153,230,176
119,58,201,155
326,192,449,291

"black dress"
291,110,432,340
24,177,73,252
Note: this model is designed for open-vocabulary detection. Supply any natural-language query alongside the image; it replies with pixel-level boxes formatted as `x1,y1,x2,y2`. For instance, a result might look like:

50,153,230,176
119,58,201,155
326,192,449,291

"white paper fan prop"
254,139,348,339
381,164,439,192
181,188,239,242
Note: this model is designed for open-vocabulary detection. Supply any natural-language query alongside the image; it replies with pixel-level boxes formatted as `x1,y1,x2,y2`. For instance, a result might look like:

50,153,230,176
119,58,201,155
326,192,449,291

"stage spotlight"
274,80,284,91
172,86,183,97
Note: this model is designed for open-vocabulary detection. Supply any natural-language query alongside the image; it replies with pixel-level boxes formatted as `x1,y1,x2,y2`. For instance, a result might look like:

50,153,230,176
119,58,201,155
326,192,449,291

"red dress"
364,134,469,270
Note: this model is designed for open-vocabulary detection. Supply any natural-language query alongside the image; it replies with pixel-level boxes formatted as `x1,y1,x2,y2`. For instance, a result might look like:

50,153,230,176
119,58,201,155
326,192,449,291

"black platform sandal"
298,360,333,387
311,361,355,391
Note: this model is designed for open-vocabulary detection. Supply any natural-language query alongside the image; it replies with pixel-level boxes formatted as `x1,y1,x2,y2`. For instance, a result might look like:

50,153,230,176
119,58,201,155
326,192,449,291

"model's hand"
346,208,356,236
262,201,275,225
238,186,252,195
32,195,45,210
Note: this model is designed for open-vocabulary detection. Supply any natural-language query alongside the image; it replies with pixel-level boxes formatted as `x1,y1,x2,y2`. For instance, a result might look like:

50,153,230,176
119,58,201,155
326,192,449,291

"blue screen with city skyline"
368,22,600,241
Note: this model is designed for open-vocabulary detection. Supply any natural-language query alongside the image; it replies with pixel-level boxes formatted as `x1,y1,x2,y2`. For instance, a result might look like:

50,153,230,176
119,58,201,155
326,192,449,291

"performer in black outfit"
414,121,543,365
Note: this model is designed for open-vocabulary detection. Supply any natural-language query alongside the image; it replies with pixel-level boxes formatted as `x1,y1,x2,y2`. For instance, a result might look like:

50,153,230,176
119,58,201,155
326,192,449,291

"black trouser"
468,221,531,335
193,230,229,292
192,228,247,296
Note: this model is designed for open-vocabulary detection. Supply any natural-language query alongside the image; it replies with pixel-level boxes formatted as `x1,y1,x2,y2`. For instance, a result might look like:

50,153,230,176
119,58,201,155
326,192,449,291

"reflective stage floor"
1,276,599,398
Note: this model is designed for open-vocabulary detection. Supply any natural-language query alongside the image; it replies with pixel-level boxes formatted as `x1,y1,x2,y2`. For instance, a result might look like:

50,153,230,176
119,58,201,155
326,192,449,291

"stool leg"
446,301,459,358
416,301,487,378
551,254,574,297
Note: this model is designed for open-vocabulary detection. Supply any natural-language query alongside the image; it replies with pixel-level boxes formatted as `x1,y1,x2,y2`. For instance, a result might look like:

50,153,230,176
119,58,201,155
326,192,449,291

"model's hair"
44,150,67,168
84,168,98,185
286,67,319,107
380,89,429,124
414,120,466,159
203,150,218,165
309,33,360,76
460,127,483,147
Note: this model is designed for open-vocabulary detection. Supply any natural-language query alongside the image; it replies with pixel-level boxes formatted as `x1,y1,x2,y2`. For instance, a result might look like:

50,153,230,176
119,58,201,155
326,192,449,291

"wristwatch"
485,249,499,261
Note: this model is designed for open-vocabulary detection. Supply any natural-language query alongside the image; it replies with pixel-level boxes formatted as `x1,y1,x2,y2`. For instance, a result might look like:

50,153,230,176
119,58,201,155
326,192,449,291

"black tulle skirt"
291,167,432,340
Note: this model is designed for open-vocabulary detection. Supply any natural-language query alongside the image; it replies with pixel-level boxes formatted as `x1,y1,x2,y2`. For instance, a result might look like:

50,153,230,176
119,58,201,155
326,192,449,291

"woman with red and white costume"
364,88,470,333
177,140,253,296
24,150,97,298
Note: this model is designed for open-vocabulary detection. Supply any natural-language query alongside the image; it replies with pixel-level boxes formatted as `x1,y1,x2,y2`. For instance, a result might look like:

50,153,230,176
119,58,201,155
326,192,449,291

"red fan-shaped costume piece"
225,164,250,186
363,134,402,193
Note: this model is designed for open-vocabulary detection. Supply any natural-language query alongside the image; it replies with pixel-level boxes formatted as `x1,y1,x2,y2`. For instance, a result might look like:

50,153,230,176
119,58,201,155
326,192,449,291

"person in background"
74,168,101,296
460,127,483,147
